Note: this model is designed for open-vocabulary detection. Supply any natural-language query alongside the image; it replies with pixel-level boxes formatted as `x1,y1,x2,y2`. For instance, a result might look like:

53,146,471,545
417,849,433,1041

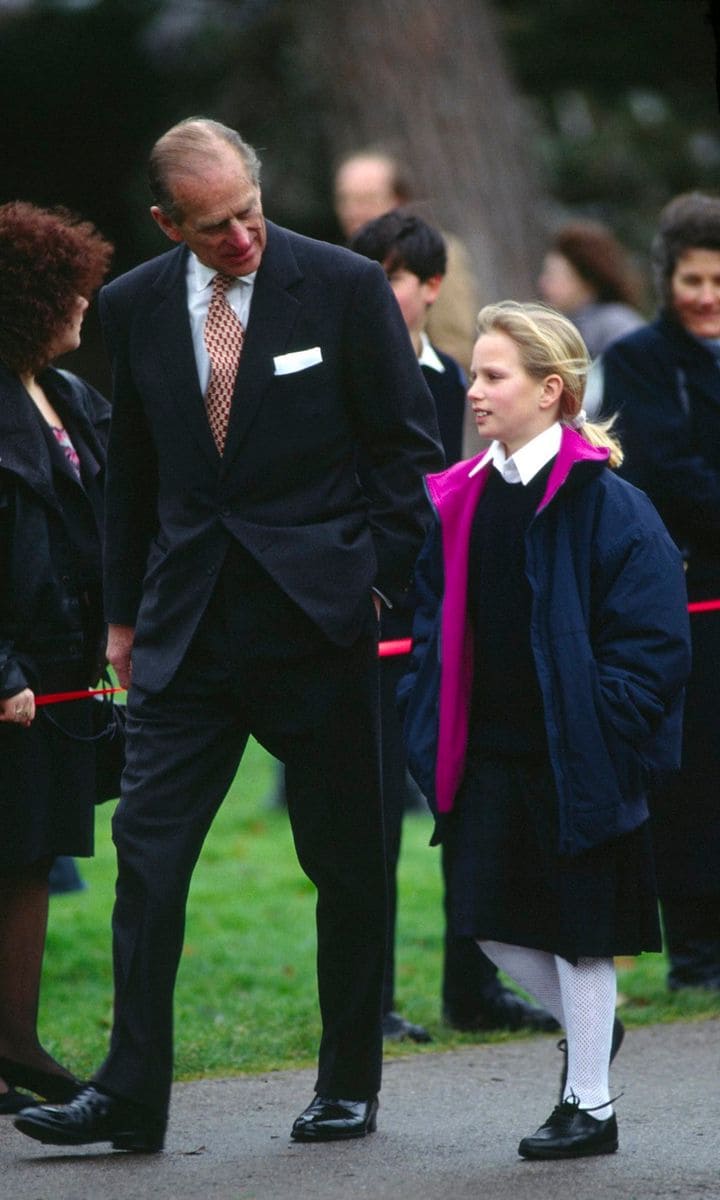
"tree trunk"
295,0,548,301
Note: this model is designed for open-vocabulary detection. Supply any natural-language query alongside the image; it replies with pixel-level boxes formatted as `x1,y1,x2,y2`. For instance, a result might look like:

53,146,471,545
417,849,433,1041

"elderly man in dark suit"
15,117,443,1153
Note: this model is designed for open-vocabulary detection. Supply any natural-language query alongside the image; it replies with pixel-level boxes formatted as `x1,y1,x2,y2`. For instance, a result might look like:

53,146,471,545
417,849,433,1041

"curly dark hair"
0,201,113,375
551,221,643,307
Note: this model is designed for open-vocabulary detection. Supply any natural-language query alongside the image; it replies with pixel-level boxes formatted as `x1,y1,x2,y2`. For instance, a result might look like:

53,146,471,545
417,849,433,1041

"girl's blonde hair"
476,300,623,468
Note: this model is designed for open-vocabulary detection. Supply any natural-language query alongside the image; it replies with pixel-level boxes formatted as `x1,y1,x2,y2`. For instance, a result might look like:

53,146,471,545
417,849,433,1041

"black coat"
602,313,720,896
601,312,720,595
0,363,109,866
100,222,444,693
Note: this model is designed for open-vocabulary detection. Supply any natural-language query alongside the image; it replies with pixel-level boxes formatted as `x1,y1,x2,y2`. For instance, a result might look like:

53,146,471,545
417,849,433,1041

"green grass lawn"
42,738,720,1082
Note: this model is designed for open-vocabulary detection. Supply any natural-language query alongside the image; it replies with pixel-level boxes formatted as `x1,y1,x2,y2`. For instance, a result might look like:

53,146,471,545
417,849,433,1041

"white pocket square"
273,347,323,375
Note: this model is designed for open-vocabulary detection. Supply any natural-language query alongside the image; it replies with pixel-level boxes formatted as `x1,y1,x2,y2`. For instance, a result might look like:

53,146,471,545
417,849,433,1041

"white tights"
478,939,617,1119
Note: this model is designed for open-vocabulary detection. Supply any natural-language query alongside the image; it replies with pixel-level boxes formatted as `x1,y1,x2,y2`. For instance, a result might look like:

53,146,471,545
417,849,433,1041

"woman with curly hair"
0,201,112,1112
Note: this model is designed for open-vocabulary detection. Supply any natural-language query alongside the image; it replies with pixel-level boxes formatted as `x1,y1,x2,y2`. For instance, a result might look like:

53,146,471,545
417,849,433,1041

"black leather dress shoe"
444,987,560,1033
382,1010,432,1043
14,1084,165,1153
290,1094,379,1142
518,1097,618,1159
558,1016,624,1100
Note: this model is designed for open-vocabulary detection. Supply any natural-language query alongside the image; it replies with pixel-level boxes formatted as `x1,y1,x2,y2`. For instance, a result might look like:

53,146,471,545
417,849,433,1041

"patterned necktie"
203,272,245,454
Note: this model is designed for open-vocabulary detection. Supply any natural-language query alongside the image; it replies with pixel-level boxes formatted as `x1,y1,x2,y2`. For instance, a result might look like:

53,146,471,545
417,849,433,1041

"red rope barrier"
34,687,125,708
687,599,720,613
29,597,720,703
377,638,414,658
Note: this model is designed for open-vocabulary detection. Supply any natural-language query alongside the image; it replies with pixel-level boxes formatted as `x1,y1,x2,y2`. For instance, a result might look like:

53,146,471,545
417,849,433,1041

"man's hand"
107,624,135,690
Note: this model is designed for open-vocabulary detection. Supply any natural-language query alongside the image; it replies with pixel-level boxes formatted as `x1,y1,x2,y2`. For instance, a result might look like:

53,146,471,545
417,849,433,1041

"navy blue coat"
400,430,692,856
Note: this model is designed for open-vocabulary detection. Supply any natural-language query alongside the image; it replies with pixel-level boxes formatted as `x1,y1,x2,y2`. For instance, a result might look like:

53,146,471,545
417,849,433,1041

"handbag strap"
40,700,120,743
39,670,123,743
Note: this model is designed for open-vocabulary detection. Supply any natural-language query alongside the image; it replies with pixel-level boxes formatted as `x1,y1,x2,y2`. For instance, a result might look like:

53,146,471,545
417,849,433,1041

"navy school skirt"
443,753,661,964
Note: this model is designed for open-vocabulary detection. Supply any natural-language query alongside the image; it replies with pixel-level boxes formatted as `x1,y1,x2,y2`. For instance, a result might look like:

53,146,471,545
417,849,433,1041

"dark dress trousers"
94,223,443,1122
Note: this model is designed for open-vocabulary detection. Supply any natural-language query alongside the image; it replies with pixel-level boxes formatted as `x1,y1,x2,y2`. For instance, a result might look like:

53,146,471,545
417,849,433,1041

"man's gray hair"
149,117,262,221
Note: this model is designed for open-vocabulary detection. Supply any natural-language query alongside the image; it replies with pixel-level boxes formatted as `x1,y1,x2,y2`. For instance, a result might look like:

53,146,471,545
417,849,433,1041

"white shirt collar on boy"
418,332,446,373
469,422,562,485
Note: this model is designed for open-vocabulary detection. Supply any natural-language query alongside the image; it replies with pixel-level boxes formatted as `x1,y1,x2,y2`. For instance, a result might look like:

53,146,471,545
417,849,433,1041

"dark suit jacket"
100,221,444,692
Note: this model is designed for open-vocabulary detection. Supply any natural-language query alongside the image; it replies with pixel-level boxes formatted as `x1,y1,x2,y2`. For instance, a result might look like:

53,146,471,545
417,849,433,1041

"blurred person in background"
538,221,645,415
0,201,112,1113
538,221,645,359
602,191,720,993
333,148,479,371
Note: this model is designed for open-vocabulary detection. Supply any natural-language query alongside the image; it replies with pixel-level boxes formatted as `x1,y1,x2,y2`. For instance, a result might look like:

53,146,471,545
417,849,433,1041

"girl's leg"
478,939,564,1025
555,955,616,1117
480,941,618,1112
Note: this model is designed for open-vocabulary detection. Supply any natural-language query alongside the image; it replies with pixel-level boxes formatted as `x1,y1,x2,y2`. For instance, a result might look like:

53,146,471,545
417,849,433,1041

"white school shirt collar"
418,332,446,373
468,422,562,484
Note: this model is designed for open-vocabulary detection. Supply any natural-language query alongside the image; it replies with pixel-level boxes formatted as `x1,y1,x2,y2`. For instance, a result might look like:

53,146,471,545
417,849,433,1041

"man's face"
333,156,398,239
152,145,267,276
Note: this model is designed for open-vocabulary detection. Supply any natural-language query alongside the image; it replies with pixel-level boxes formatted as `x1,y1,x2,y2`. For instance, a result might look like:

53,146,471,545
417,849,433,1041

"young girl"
400,301,691,1160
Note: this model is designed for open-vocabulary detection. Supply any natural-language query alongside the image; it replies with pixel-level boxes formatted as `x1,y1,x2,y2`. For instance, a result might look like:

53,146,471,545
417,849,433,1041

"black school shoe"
14,1084,165,1153
518,1096,619,1160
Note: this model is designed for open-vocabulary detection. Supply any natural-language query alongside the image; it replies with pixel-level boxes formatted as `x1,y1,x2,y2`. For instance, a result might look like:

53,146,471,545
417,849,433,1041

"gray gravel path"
1,1018,716,1200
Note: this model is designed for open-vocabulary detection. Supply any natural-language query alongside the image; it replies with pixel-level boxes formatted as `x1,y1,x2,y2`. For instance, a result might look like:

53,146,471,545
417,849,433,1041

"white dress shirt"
186,253,256,395
469,422,562,485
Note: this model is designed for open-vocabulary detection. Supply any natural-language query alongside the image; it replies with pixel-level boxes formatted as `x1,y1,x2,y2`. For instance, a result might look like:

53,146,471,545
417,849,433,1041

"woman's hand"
0,687,36,727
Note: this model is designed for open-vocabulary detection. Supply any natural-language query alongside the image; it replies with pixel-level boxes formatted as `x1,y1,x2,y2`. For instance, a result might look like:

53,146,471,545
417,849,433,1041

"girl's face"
468,330,561,456
670,247,720,339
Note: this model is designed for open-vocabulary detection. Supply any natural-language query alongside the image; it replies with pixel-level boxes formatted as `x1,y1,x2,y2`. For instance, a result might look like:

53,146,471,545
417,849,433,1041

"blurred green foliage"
497,0,720,249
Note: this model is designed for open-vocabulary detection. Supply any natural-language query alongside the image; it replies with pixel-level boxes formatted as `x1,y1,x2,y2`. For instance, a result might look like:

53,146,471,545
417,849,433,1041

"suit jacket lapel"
221,223,303,465
146,247,221,468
